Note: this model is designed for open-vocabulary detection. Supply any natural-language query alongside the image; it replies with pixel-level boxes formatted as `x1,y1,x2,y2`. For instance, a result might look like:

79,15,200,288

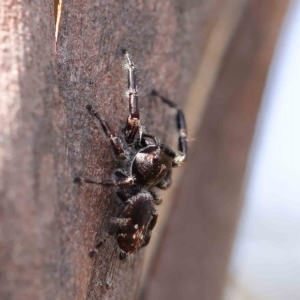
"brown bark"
145,1,289,300
0,0,226,299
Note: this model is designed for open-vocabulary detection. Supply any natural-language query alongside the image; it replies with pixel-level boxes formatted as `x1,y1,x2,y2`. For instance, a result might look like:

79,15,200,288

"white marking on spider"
174,153,186,166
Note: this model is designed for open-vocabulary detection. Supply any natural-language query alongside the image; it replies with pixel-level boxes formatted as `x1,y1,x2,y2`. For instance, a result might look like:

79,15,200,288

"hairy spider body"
114,190,157,257
132,145,174,187
76,53,187,259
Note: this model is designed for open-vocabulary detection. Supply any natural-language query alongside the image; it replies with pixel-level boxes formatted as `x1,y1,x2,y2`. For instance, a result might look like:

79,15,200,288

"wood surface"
0,0,224,299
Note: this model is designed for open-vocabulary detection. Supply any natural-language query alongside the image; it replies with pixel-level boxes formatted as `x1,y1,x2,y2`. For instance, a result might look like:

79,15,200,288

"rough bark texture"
144,1,289,300
0,0,225,299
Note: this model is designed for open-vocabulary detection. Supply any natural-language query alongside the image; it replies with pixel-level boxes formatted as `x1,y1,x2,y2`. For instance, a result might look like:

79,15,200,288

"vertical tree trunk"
0,0,229,299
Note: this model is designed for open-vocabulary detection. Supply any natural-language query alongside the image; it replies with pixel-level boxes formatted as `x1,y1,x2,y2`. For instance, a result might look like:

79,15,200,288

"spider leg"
140,210,158,248
141,132,159,145
114,169,129,179
123,53,141,144
149,190,162,205
89,232,111,258
148,209,158,231
151,90,188,166
156,170,172,190
74,176,134,187
86,105,126,159
119,252,127,260
141,232,151,248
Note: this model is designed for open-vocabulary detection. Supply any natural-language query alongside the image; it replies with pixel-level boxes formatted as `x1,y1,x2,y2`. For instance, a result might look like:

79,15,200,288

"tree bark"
0,0,225,299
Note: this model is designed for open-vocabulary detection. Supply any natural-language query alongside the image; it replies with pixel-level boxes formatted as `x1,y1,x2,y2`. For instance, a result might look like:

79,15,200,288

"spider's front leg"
151,90,188,166
86,104,126,159
123,53,142,144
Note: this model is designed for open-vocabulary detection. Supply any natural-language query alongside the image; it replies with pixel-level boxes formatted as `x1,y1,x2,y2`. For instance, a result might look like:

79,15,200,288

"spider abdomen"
117,192,154,254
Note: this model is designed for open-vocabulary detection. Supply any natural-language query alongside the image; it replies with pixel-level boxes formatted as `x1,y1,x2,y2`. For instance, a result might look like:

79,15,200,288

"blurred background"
143,1,299,299
225,2,300,299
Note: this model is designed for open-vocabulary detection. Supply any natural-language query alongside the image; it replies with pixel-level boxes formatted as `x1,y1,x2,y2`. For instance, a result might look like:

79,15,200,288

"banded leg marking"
86,105,125,159
123,53,141,144
151,90,188,165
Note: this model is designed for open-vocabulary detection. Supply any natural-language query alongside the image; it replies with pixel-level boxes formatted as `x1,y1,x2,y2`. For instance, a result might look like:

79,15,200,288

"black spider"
75,53,188,260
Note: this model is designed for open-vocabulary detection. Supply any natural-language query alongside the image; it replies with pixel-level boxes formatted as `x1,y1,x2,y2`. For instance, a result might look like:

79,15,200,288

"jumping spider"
75,53,188,260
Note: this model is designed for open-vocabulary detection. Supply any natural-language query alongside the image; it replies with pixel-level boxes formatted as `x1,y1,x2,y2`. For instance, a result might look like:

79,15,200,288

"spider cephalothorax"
75,53,188,259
